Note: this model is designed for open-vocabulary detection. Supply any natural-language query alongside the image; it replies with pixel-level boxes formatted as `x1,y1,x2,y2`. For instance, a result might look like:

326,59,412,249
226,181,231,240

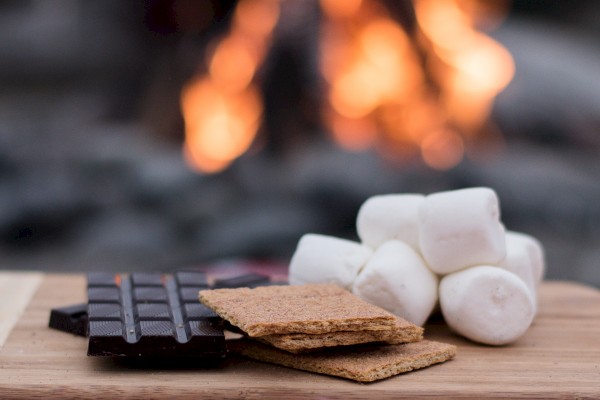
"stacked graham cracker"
199,283,456,382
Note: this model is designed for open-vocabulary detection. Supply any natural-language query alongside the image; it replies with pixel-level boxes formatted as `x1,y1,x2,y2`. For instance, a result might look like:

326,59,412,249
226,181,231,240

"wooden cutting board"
0,273,599,399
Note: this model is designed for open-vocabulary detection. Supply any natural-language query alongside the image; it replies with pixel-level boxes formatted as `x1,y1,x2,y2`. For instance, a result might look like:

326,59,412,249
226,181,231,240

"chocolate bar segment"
48,303,89,337
174,270,210,287
87,272,225,358
213,273,271,288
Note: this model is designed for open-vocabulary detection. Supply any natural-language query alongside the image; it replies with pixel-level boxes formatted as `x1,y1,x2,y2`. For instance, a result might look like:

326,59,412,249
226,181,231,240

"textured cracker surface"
199,284,397,337
228,339,457,382
258,317,423,353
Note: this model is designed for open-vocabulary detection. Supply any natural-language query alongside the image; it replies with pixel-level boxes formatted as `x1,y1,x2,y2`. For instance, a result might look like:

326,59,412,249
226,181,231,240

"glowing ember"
180,0,279,174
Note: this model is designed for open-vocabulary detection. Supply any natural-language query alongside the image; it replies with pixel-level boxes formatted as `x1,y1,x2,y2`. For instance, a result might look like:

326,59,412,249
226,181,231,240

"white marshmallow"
353,240,438,326
356,194,424,251
419,187,506,274
498,232,539,299
288,234,372,290
505,231,545,285
439,266,535,345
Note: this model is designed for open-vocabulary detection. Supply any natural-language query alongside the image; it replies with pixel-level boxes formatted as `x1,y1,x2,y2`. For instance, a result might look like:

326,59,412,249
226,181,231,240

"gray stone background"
0,1,599,288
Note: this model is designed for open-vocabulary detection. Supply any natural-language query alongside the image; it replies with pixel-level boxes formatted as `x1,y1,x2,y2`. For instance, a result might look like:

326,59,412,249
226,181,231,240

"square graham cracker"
199,284,397,337
258,317,423,353
228,339,457,382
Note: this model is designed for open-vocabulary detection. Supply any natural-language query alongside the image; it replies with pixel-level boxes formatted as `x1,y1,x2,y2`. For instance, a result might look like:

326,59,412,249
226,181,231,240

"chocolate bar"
48,269,283,357
86,271,225,358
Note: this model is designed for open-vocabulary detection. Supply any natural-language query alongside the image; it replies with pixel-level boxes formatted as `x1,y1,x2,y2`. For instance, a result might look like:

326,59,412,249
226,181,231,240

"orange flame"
181,0,513,173
415,0,515,134
321,0,363,19
320,2,424,152
180,0,279,174
321,0,514,169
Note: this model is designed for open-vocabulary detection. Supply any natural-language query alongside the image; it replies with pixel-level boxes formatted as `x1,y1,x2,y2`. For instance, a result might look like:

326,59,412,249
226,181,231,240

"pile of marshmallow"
288,187,545,345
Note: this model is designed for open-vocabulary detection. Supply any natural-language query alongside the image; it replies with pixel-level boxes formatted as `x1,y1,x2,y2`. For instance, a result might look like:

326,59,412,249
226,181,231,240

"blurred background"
0,0,598,287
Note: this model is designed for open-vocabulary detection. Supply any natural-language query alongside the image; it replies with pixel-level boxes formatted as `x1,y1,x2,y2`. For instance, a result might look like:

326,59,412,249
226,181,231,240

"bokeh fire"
180,0,514,173
180,0,280,173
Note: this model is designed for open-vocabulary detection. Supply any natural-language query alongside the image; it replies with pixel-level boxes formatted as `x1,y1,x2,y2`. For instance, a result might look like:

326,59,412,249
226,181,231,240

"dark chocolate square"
184,303,220,320
178,287,204,303
89,320,123,337
174,270,210,287
87,272,118,287
140,320,174,337
131,272,163,286
137,303,171,320
88,303,121,321
87,287,120,303
133,287,168,303
213,273,271,288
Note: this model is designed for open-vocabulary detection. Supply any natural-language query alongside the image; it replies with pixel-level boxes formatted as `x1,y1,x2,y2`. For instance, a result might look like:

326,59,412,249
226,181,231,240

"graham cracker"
199,284,397,337
228,339,457,383
258,317,423,353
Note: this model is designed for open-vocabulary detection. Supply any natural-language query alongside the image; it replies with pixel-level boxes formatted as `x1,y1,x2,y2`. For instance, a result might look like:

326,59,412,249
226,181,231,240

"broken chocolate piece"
48,303,89,337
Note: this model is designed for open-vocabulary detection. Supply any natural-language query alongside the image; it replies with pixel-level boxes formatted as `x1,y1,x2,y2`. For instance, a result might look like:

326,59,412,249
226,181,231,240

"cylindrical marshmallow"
498,232,538,298
288,234,372,290
505,231,545,285
419,187,506,274
439,266,535,345
356,194,424,251
353,240,438,326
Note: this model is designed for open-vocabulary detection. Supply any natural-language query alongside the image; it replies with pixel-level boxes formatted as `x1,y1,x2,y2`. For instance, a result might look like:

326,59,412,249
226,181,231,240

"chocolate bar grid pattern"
87,271,225,358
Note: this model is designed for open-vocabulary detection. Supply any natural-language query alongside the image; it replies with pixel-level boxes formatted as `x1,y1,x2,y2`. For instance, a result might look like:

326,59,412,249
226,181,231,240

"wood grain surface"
0,273,599,399
0,272,42,349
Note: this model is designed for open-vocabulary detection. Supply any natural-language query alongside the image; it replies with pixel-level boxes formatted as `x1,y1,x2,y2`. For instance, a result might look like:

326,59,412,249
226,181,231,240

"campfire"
2,0,599,287
180,0,514,173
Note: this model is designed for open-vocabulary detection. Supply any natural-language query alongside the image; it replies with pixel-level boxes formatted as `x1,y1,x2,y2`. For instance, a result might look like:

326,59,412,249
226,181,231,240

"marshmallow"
498,232,539,298
353,240,438,326
356,194,424,251
505,231,545,285
439,266,535,345
419,187,506,274
288,234,372,290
